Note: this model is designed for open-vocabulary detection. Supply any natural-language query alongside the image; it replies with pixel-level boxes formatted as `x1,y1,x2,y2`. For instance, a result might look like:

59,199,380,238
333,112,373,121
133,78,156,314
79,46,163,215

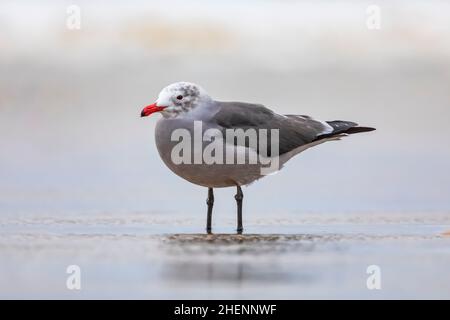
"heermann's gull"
141,82,375,234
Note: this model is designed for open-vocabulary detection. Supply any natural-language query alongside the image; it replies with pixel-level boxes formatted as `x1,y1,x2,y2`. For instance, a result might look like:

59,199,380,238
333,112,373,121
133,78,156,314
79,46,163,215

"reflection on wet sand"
158,232,443,286
160,234,322,285
0,214,449,298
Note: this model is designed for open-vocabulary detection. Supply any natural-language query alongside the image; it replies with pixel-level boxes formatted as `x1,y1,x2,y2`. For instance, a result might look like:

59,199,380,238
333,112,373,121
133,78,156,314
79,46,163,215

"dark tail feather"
314,120,375,141
344,126,376,134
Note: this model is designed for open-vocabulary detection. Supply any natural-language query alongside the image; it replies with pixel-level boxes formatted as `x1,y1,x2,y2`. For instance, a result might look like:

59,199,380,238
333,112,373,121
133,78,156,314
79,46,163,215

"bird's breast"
154,118,267,188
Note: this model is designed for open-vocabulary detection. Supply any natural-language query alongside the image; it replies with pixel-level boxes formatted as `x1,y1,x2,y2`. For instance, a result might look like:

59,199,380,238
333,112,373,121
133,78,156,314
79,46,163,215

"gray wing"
210,101,337,156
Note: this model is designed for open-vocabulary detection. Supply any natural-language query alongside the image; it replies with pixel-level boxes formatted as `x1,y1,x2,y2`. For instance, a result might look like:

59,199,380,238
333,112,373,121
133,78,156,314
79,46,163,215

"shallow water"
1,212,449,299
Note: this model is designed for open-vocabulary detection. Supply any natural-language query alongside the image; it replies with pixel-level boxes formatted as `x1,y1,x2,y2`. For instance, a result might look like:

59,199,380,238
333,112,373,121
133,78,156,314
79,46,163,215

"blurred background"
1,0,450,299
1,0,450,216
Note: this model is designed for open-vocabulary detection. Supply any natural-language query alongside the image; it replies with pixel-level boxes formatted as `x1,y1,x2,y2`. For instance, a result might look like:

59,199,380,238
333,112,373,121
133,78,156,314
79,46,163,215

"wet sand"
1,212,449,299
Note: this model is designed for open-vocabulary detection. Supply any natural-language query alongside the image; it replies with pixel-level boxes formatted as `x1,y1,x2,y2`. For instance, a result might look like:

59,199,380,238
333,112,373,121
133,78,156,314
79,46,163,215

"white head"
141,82,210,118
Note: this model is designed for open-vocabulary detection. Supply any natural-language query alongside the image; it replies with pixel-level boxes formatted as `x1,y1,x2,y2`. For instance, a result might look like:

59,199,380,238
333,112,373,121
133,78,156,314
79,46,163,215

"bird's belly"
154,118,282,187
155,135,265,187
162,162,264,188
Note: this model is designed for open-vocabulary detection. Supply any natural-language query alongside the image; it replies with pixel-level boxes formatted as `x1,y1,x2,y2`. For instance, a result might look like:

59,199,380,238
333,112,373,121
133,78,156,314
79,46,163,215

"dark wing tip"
314,122,375,142
345,126,376,134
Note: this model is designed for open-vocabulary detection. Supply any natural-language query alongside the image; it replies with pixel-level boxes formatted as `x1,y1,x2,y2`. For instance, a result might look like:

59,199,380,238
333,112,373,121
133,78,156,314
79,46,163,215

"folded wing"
211,101,343,156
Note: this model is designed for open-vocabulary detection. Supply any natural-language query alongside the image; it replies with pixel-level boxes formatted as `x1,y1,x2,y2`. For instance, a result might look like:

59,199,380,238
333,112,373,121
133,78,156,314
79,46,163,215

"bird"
141,82,375,234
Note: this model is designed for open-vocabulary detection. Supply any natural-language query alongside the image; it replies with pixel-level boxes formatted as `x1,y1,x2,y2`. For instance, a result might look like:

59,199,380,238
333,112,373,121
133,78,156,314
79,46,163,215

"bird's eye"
176,95,183,100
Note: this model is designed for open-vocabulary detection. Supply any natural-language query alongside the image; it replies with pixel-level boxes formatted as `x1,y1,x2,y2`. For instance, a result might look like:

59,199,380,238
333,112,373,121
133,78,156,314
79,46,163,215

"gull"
141,82,375,234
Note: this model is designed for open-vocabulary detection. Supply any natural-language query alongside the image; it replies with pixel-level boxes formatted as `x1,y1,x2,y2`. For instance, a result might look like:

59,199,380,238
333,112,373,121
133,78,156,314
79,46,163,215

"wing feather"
211,102,333,156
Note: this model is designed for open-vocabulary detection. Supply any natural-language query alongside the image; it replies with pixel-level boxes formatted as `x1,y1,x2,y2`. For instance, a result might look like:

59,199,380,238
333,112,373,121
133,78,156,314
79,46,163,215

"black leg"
235,186,244,234
206,187,214,234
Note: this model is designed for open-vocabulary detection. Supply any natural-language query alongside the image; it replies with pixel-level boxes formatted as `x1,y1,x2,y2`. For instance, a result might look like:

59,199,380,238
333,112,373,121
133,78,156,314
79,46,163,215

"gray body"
155,100,370,188
144,81,374,233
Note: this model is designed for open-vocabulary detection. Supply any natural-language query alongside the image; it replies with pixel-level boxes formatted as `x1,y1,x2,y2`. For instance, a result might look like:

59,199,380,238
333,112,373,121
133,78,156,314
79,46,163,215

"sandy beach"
1,212,449,299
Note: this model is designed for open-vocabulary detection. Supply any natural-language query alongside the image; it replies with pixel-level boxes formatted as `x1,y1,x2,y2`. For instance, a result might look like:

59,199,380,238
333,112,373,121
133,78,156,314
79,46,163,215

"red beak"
140,103,166,117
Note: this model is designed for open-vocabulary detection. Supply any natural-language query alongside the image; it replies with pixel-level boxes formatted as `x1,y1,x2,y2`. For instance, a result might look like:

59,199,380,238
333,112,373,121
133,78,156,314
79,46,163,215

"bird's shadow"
162,232,342,247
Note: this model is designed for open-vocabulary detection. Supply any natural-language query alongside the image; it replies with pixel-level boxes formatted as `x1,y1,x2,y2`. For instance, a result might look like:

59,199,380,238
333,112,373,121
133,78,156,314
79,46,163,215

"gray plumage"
212,102,373,157
142,82,376,234
149,82,375,188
